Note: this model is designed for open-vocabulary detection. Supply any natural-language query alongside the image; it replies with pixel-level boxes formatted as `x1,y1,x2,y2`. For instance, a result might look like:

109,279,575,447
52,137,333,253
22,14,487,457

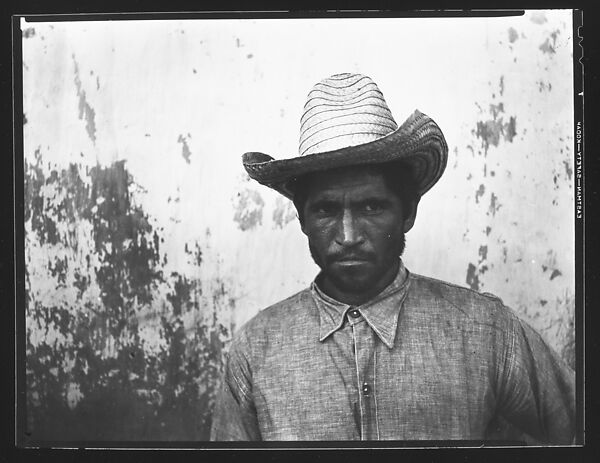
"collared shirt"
210,263,575,443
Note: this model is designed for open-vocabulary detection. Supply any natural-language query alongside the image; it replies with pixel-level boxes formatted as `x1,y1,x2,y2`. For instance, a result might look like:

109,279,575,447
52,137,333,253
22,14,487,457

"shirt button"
362,382,371,396
348,308,361,318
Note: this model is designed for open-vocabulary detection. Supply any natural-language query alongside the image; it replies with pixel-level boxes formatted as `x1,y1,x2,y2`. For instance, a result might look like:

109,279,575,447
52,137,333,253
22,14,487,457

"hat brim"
242,110,448,200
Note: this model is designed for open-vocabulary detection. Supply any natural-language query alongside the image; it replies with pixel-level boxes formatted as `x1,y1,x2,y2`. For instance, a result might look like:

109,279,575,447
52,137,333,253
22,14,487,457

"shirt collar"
310,260,410,349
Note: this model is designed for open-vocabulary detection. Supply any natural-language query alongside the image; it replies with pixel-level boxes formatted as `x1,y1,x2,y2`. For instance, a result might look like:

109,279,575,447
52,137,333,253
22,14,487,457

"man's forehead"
303,166,392,198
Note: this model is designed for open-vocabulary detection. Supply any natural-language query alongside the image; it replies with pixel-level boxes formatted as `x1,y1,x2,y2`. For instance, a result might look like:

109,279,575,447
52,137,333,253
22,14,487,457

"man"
210,73,575,442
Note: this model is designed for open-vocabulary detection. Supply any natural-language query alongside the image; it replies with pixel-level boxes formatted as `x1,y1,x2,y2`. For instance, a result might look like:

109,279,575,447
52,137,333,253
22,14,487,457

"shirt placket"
347,307,379,440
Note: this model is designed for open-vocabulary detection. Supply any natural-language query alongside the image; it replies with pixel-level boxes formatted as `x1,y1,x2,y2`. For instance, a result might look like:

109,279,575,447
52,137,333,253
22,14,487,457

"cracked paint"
232,188,264,231
466,263,480,291
23,27,36,38
488,193,501,216
530,12,548,25
25,157,232,441
475,184,485,203
550,269,562,280
177,134,192,164
72,56,97,143
478,245,488,262
537,80,553,92
475,102,517,154
563,160,573,180
541,250,563,282
539,30,560,55
504,116,517,142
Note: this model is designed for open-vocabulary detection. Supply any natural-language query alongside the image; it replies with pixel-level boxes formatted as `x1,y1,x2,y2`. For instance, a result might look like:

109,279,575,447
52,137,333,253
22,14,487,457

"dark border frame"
9,7,589,458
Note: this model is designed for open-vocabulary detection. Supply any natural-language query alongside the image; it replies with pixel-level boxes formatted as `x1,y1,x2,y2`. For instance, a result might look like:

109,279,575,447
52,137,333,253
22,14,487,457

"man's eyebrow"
306,192,340,203
353,197,392,206
307,198,339,209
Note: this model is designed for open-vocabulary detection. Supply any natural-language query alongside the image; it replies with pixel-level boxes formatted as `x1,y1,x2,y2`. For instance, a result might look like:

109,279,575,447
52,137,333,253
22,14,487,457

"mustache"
307,232,406,269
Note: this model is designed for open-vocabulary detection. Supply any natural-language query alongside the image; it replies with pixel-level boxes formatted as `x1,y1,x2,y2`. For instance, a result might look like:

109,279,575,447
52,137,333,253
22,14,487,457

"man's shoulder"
407,272,512,322
409,272,503,303
236,287,314,337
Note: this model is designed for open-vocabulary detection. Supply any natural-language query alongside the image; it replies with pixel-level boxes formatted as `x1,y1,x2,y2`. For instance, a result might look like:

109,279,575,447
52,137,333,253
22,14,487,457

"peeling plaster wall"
22,12,575,441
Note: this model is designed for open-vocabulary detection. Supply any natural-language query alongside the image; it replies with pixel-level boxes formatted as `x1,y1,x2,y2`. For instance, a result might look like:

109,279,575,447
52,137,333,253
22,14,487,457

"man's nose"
336,209,363,246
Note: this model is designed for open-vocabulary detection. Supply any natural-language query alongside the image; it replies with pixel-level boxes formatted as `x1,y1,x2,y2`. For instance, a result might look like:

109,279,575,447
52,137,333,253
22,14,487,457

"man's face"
300,166,417,305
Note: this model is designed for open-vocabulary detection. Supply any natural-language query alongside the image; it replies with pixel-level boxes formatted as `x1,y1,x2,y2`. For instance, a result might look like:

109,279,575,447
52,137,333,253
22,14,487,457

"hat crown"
299,73,398,156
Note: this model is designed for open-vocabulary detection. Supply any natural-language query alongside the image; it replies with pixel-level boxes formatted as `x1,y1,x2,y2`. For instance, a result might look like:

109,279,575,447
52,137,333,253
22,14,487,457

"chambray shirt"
210,262,575,442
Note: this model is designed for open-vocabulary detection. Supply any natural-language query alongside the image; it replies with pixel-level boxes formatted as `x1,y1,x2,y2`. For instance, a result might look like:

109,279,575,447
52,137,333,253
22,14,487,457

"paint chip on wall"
233,188,264,231
177,134,192,164
23,27,36,38
72,56,97,143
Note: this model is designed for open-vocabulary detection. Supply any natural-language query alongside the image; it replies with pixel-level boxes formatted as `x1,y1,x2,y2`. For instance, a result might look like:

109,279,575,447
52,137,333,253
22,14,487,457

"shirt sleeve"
494,306,576,444
210,333,262,441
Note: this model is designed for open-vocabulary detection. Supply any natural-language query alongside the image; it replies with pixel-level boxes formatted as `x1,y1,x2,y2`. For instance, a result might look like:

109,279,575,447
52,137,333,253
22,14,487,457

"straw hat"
242,73,448,199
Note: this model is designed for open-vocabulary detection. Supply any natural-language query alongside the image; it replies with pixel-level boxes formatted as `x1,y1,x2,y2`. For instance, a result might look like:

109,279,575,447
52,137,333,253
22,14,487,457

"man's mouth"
335,260,367,266
332,255,371,265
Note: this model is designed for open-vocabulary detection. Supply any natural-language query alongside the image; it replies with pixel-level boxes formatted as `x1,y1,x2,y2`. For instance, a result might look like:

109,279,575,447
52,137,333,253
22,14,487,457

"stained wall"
21,11,575,441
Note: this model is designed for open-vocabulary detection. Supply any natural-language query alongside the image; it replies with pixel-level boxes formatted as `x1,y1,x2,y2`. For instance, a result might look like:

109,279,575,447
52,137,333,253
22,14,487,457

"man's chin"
326,272,377,295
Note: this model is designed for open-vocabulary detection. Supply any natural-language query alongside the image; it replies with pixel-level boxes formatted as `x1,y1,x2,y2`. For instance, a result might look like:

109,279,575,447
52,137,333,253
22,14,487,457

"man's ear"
403,198,420,233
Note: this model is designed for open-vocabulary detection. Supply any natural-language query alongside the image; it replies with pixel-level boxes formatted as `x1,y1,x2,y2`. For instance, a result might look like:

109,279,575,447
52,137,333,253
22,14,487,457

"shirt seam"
374,347,380,440
410,272,503,303
499,309,518,410
352,324,364,441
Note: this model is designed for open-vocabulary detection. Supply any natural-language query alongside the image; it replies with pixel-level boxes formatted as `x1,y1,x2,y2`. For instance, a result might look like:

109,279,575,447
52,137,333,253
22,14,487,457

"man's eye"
316,206,334,214
311,203,336,214
363,203,382,212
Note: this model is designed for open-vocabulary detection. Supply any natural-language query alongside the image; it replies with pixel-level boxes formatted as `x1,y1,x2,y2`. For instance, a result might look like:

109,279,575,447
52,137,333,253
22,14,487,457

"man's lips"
330,255,372,265
335,259,368,266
